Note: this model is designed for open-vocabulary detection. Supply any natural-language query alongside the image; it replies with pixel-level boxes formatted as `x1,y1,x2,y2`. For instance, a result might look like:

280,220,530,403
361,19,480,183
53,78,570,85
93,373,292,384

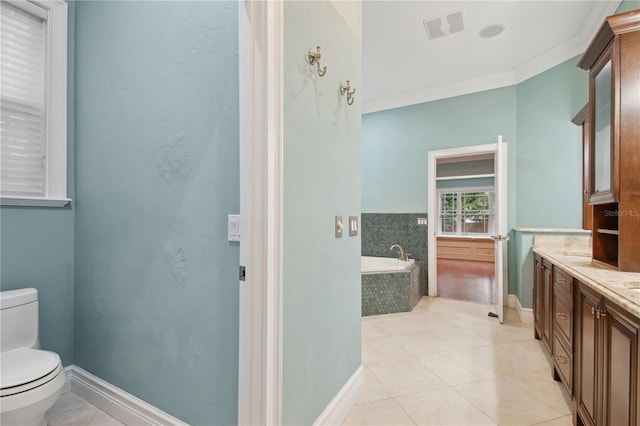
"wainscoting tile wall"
361,213,428,294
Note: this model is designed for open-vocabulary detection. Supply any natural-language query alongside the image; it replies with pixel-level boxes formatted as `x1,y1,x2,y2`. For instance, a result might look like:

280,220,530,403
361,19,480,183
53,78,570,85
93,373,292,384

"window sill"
0,196,71,207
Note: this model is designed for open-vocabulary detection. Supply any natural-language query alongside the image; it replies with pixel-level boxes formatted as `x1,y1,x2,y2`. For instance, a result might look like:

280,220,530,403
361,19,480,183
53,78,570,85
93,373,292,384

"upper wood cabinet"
578,9,640,272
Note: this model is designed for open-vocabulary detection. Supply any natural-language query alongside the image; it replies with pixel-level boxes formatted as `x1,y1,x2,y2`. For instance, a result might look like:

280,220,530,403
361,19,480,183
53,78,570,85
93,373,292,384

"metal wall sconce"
307,46,327,77
340,80,356,105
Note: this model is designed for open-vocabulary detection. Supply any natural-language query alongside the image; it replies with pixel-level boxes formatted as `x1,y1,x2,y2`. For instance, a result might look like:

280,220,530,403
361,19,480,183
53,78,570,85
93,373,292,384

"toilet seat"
1,348,62,397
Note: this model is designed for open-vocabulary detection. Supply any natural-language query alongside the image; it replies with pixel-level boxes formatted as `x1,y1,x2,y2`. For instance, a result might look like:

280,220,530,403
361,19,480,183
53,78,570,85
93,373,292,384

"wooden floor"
437,258,495,305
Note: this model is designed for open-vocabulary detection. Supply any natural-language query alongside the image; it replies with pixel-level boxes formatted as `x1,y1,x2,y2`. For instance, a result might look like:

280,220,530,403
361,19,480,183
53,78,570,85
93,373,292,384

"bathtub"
361,256,421,316
361,256,415,275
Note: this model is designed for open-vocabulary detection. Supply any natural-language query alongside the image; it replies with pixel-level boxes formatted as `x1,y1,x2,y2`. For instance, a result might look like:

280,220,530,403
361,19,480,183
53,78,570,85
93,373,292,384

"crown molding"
363,1,622,115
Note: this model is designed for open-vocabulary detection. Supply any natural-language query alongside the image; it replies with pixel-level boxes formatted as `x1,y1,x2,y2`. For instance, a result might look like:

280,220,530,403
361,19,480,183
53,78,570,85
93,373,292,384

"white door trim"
238,1,284,425
427,143,498,297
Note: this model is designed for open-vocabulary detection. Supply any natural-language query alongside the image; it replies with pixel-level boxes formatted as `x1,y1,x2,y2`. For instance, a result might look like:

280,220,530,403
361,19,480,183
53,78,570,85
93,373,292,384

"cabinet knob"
596,310,607,320
591,306,596,316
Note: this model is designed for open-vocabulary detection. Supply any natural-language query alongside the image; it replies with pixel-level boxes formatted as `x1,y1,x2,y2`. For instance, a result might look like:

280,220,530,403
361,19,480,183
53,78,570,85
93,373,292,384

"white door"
492,135,508,323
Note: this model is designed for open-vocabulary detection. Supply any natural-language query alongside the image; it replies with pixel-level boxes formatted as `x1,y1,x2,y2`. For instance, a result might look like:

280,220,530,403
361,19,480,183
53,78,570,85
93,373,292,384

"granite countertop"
532,243,640,319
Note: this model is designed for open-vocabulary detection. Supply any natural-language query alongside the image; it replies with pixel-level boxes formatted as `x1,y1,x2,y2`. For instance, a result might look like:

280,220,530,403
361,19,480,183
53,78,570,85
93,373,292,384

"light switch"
228,214,240,242
349,216,358,236
335,215,343,238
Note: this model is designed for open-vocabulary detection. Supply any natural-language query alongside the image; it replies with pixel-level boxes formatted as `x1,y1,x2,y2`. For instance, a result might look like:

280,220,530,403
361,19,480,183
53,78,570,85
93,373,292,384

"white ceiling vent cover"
424,10,464,40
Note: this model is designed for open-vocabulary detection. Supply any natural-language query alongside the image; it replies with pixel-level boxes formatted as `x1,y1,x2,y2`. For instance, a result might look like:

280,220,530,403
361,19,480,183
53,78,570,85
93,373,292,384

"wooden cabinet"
552,268,574,395
571,104,592,231
575,281,640,426
533,254,553,353
578,10,640,272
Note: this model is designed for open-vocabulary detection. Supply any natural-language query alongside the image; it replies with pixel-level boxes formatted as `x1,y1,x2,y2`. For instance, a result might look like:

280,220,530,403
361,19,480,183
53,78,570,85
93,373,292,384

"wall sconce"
340,80,356,106
307,46,327,77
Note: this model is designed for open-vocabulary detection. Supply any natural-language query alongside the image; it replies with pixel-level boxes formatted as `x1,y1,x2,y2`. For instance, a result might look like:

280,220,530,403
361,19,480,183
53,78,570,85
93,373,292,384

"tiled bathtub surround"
361,213,428,294
362,264,421,316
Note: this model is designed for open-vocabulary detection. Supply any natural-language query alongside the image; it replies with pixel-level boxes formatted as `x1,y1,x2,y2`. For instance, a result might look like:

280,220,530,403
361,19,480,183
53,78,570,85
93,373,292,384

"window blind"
1,1,47,197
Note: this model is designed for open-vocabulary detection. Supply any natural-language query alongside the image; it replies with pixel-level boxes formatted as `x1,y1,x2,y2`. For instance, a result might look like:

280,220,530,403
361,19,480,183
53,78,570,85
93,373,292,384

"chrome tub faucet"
390,244,408,261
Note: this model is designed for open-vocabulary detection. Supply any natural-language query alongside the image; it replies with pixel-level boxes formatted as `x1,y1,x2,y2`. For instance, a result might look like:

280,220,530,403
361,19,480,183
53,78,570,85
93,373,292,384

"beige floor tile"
362,335,412,363
454,376,566,425
342,398,415,426
367,357,448,397
531,414,574,425
387,331,456,356
362,319,386,339
88,410,125,426
507,368,573,414
460,322,533,345
357,366,392,404
469,339,551,375
396,387,497,425
46,392,99,426
417,350,499,386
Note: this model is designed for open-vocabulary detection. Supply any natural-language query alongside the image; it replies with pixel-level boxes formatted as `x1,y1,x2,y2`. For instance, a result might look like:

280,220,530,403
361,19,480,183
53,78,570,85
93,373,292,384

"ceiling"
362,1,621,113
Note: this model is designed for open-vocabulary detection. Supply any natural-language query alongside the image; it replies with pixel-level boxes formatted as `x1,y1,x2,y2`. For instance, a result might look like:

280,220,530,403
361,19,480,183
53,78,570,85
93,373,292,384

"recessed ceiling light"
479,24,505,38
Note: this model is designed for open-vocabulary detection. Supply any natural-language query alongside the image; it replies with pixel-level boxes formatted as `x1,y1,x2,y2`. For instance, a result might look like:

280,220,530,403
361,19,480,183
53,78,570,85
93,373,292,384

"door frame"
238,1,284,424
427,143,505,299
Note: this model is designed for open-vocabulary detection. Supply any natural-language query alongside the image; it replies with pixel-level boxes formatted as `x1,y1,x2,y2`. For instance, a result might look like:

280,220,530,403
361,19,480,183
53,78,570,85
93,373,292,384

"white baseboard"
314,365,364,426
66,366,187,426
508,294,533,324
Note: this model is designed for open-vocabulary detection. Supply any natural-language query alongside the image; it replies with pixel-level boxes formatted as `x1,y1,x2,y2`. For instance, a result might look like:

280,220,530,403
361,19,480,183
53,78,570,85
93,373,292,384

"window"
1,0,69,206
438,190,494,236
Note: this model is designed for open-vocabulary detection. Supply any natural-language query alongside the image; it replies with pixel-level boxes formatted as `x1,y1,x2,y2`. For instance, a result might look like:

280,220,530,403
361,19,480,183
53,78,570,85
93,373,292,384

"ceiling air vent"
423,10,464,40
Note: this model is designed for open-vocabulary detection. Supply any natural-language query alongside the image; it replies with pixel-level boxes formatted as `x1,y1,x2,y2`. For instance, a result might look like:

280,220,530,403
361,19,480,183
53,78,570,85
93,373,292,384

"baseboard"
67,366,187,426
509,294,533,324
314,365,364,426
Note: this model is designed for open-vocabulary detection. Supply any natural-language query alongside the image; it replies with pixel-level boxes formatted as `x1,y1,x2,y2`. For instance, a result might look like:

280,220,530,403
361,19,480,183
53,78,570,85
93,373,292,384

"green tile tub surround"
362,264,420,316
361,213,428,294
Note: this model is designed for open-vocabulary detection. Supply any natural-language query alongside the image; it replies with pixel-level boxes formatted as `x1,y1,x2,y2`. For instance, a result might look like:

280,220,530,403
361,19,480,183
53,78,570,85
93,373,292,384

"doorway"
427,139,508,322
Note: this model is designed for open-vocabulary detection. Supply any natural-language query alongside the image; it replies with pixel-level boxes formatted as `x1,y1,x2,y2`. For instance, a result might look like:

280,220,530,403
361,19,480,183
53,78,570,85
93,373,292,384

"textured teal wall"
0,2,76,365
515,56,586,228
616,0,640,13
283,2,362,424
73,2,239,424
362,86,517,218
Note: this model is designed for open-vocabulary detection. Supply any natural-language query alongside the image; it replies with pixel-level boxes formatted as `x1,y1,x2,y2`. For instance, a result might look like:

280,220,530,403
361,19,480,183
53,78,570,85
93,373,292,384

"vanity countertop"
532,245,640,318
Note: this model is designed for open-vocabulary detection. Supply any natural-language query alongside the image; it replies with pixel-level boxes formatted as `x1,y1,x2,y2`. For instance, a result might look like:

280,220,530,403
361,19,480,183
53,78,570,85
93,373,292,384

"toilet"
0,288,66,426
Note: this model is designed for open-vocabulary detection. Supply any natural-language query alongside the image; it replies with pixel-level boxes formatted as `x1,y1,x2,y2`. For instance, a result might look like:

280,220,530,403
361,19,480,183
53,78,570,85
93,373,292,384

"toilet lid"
1,348,61,390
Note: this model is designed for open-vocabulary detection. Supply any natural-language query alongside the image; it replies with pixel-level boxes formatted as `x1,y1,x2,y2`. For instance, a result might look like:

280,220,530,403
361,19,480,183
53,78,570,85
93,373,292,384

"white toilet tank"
0,288,40,352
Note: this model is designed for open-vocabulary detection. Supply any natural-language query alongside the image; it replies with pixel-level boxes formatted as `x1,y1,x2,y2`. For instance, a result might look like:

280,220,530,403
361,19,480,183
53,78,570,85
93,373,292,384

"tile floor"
46,390,123,426
46,297,570,426
343,296,573,426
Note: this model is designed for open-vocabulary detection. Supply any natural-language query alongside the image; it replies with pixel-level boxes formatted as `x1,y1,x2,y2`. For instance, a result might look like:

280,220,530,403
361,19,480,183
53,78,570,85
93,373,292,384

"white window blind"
1,1,47,197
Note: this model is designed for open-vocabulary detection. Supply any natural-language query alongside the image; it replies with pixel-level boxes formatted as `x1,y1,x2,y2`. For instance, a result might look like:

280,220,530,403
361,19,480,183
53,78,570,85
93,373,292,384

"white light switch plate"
228,214,240,242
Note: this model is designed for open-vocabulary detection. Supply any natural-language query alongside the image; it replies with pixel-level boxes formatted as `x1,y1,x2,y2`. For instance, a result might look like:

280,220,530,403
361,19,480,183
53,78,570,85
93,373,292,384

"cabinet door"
534,255,543,340
542,260,553,353
575,283,601,426
602,300,640,426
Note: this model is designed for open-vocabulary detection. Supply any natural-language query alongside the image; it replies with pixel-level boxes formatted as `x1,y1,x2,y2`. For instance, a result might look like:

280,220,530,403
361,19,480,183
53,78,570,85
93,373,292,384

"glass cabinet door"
590,58,615,204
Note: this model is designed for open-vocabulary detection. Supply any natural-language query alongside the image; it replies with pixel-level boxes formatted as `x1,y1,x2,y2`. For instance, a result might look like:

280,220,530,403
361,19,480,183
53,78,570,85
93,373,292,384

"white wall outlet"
417,218,428,226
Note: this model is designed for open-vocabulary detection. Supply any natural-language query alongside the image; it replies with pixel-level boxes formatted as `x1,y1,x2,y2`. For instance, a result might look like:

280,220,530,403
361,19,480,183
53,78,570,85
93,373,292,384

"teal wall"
515,56,586,228
362,86,517,221
0,2,76,365
282,2,362,424
617,0,640,13
362,56,591,303
73,2,239,424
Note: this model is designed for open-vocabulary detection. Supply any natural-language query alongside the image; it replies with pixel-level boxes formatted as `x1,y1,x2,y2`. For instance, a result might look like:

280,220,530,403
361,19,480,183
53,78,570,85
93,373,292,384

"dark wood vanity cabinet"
534,254,553,353
575,281,640,426
578,10,640,272
552,268,574,395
